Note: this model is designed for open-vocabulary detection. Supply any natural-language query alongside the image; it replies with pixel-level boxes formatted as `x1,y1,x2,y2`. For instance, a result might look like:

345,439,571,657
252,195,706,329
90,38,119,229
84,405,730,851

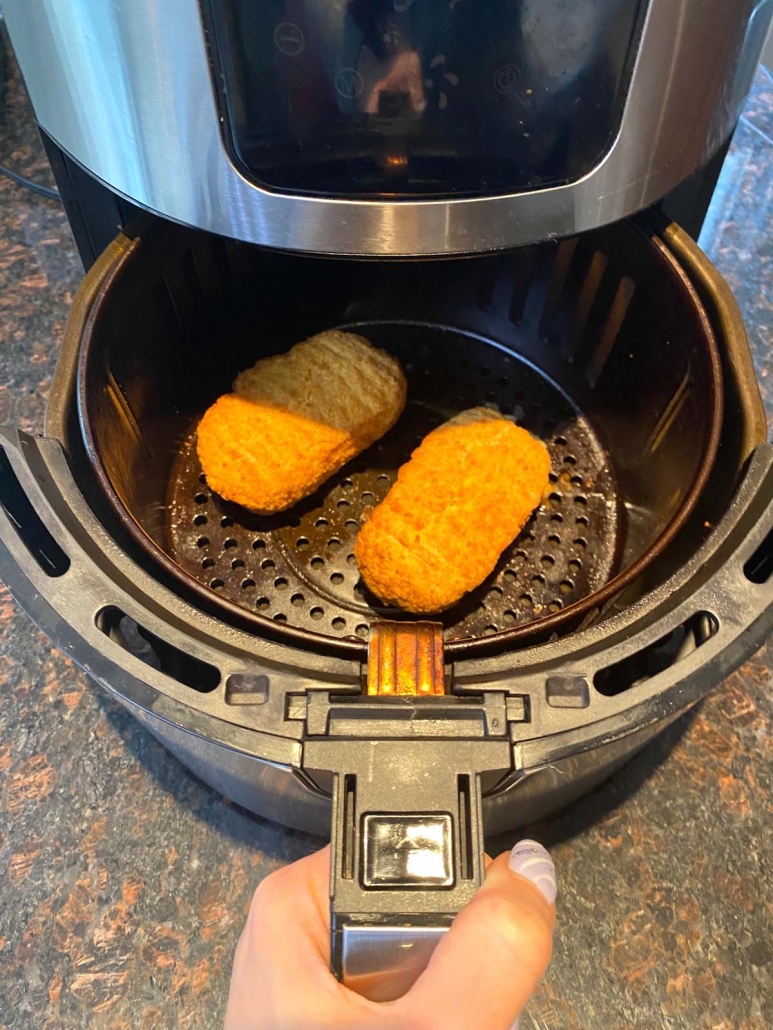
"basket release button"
362,814,454,888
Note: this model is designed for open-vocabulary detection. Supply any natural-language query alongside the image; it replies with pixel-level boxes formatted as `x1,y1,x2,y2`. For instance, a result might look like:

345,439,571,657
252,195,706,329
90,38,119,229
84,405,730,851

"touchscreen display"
204,0,644,197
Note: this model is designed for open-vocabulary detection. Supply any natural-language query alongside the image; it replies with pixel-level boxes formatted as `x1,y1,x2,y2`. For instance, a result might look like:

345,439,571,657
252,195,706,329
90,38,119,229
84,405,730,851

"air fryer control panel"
204,0,645,197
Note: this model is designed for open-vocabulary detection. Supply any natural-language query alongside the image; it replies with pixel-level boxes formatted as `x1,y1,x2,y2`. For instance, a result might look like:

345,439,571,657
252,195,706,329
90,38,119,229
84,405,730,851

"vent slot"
475,259,500,312
644,366,691,456
161,249,205,340
190,238,232,306
342,774,356,880
508,247,538,325
564,249,607,360
458,775,473,880
585,276,635,387
594,611,718,697
539,237,578,340
0,448,70,577
96,606,220,692
744,526,773,584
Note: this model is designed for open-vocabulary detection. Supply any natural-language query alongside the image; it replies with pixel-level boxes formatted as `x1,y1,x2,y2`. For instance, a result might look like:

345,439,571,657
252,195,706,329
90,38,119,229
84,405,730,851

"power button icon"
493,63,520,96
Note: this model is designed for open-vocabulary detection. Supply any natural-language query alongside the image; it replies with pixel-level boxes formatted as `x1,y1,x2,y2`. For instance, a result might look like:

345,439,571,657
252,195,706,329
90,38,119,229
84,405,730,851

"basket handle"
310,623,489,1001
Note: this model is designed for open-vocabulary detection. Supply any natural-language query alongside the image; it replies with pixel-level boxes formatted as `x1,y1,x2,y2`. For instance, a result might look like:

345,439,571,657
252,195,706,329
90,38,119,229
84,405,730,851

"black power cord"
0,22,60,202
0,162,60,201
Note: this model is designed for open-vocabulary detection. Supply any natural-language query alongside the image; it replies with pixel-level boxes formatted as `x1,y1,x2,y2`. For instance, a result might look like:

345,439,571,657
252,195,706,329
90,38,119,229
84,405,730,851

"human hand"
364,50,426,115
224,840,556,1030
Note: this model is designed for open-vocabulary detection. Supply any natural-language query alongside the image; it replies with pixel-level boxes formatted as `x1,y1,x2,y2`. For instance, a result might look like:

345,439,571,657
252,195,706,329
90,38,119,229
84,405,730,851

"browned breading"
196,331,406,514
354,407,552,612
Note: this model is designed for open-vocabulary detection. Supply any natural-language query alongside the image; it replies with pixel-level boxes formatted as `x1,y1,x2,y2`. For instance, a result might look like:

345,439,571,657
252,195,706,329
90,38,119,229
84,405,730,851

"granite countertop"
0,43,771,1030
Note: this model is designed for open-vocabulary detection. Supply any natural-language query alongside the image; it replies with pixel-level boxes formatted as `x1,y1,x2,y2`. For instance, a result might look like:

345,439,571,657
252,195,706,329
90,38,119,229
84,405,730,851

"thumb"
394,840,556,1030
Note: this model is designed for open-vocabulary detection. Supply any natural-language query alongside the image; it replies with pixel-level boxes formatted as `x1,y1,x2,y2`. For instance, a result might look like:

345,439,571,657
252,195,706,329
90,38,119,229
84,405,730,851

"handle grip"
326,737,486,1002
304,623,510,1002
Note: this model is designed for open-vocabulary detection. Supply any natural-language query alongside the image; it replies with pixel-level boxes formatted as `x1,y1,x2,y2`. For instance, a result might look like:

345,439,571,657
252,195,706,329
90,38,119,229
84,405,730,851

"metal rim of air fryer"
76,219,724,660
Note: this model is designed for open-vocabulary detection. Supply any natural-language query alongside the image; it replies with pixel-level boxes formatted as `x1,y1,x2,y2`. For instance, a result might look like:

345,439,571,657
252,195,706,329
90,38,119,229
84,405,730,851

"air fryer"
1,0,772,1003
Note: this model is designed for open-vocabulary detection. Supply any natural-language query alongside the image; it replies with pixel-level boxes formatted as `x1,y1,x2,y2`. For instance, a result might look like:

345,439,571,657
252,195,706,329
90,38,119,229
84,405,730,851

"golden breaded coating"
234,330,406,451
197,395,355,514
354,407,551,613
196,331,406,514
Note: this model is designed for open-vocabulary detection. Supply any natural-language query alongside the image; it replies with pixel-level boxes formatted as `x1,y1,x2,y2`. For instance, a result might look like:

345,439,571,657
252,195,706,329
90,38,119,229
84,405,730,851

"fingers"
364,82,385,115
405,67,427,114
226,846,375,1029
393,842,556,1030
227,841,555,1030
239,846,328,963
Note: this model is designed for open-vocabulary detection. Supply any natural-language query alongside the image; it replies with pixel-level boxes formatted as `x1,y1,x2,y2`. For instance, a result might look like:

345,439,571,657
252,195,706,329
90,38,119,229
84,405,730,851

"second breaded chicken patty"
354,408,551,613
196,331,406,514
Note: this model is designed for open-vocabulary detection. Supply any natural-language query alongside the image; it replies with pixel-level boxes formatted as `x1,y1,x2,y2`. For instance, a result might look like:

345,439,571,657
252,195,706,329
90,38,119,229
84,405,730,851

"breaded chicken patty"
196,331,406,514
354,408,551,612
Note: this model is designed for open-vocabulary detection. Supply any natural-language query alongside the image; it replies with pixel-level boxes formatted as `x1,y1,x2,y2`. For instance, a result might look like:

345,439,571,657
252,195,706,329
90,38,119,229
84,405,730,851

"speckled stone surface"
0,43,771,1030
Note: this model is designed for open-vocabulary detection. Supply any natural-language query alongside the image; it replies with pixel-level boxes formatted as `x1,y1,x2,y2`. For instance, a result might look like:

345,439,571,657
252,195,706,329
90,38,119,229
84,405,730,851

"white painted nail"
508,839,556,905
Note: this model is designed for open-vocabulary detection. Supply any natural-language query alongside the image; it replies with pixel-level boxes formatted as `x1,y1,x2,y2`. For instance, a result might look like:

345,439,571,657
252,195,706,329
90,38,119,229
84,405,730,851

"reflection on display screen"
204,0,644,197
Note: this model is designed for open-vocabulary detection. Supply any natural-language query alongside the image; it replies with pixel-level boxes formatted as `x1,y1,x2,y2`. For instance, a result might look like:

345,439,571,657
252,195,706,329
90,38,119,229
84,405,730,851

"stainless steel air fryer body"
3,0,773,256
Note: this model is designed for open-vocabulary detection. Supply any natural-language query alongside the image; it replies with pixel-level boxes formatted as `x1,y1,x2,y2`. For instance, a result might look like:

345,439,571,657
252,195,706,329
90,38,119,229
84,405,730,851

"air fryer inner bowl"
77,219,723,658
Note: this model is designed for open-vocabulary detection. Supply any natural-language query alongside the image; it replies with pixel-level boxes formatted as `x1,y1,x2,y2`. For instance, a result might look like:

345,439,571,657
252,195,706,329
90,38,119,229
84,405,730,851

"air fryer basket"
78,219,722,656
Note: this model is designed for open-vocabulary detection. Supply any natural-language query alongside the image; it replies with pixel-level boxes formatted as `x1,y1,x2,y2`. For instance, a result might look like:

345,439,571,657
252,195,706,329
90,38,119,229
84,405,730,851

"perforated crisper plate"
166,324,621,644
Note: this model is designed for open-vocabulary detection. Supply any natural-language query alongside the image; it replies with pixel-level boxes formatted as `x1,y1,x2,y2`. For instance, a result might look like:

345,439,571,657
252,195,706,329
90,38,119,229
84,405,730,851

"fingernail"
508,839,556,905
